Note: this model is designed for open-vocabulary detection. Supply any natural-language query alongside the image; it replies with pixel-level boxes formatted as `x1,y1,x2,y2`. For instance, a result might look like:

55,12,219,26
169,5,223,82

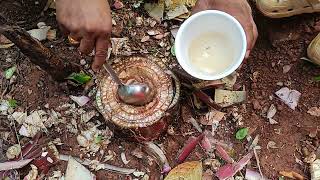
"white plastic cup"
175,10,247,80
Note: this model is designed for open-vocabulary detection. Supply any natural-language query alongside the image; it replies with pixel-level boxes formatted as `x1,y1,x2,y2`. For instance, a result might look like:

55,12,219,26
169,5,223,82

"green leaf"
171,45,176,56
236,127,248,140
278,176,285,180
66,72,91,85
8,99,17,108
94,135,103,144
4,66,17,79
314,76,320,82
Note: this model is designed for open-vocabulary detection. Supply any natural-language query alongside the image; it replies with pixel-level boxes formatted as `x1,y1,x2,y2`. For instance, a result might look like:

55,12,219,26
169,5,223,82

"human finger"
80,34,95,54
92,35,110,71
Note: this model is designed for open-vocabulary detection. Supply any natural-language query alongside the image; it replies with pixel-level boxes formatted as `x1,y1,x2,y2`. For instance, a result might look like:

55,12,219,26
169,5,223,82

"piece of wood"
0,14,80,81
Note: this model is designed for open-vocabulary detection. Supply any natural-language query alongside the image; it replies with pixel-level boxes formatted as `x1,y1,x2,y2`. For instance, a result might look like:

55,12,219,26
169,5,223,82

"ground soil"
0,0,320,180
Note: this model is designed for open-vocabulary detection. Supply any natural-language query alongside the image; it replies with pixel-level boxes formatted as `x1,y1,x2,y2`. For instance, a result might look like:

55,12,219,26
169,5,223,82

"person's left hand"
192,0,258,59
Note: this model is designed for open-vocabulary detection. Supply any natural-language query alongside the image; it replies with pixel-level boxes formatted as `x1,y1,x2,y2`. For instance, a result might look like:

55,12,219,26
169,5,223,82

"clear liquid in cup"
188,32,235,75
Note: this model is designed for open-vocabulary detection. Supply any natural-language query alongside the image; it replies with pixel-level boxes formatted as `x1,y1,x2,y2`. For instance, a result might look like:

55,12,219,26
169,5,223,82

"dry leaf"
279,171,304,180
144,1,165,22
275,87,301,110
164,161,202,180
199,110,225,126
311,159,320,180
214,89,246,107
308,107,320,117
166,4,188,19
65,157,96,180
221,72,237,90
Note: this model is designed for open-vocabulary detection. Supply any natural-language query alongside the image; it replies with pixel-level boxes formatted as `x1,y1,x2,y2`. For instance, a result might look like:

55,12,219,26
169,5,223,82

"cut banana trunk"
308,33,320,65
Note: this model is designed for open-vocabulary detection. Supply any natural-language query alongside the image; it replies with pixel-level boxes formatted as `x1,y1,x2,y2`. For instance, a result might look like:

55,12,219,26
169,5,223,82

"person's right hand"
56,0,112,71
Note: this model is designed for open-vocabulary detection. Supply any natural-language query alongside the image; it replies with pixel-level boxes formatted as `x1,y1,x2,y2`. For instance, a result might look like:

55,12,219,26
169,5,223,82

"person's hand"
56,0,112,71
192,0,258,59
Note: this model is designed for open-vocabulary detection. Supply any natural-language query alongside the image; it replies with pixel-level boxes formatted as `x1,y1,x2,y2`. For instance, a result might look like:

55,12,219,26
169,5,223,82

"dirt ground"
0,0,320,179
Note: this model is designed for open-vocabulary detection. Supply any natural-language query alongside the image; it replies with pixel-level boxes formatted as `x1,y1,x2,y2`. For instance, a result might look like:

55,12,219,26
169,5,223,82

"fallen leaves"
70,95,90,107
235,128,248,140
199,110,225,126
0,159,33,171
164,161,202,180
267,104,278,124
27,22,51,41
66,72,92,85
6,144,21,159
279,171,304,180
65,157,96,180
275,87,301,110
76,126,112,153
4,66,17,79
144,1,165,22
176,133,204,164
308,107,320,117
216,152,253,180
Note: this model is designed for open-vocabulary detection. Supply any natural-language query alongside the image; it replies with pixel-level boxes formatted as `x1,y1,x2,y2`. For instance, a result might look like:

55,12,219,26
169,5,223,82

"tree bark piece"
0,14,80,81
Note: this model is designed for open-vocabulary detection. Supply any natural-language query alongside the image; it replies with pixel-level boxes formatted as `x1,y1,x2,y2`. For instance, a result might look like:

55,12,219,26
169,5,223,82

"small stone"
28,89,32,95
141,36,150,42
252,99,261,110
80,59,86,65
283,65,292,74
271,62,276,67
35,1,39,5
44,103,49,109
6,57,12,63
147,30,159,36
276,82,284,86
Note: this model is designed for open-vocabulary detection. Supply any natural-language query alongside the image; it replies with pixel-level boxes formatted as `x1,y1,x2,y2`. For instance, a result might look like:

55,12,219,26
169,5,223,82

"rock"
283,65,292,74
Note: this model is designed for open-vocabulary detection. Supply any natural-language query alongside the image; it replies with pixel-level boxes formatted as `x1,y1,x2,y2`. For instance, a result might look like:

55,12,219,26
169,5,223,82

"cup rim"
175,10,247,80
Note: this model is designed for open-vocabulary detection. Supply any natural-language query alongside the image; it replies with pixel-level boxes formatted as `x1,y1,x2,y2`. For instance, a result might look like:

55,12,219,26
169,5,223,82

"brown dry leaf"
214,89,246,107
144,0,165,22
164,161,202,180
221,72,237,90
165,0,196,9
199,110,225,126
308,107,320,117
166,4,188,19
141,36,150,42
193,80,224,90
0,34,14,49
279,171,304,180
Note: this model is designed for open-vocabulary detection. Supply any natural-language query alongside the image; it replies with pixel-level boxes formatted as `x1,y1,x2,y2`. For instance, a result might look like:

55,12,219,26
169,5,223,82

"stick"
0,14,80,81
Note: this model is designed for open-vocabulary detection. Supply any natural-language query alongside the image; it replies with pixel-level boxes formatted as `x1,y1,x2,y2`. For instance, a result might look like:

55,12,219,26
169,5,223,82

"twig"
253,147,264,180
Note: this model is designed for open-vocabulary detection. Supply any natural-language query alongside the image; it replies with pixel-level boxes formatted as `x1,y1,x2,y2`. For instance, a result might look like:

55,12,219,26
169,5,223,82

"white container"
175,10,247,80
